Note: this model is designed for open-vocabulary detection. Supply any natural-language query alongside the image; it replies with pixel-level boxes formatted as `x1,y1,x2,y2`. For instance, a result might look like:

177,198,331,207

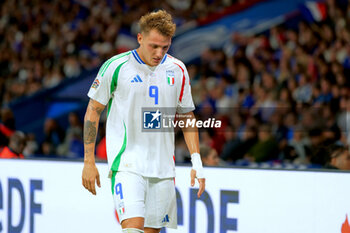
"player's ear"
137,33,143,45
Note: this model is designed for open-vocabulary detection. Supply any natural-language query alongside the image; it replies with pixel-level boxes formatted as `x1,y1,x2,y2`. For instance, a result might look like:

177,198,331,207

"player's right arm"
82,99,105,195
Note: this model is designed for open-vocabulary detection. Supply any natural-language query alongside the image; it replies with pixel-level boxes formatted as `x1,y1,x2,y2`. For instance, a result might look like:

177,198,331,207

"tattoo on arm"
84,120,97,144
84,147,93,155
88,101,104,115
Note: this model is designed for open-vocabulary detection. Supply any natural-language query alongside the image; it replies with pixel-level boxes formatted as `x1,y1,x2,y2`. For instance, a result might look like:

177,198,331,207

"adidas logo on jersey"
131,74,143,83
162,214,169,223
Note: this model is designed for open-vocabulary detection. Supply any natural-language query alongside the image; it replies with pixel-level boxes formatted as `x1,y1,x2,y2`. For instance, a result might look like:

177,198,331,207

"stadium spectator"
221,125,258,162
220,125,239,162
244,124,279,162
293,73,312,103
269,111,289,148
200,144,225,166
326,145,350,170
39,140,55,156
22,133,39,157
0,107,15,147
312,144,350,170
337,97,350,145
41,118,65,155
308,127,326,159
57,112,84,158
0,131,26,159
320,104,341,145
285,125,311,165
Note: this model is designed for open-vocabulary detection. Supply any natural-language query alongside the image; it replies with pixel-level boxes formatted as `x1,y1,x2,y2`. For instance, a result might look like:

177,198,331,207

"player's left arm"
178,111,205,198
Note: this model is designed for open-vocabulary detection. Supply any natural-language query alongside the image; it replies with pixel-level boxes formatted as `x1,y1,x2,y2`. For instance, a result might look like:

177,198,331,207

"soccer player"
82,10,205,233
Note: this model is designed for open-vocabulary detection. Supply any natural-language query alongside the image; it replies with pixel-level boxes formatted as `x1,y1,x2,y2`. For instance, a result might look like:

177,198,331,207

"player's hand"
82,162,101,195
191,169,206,198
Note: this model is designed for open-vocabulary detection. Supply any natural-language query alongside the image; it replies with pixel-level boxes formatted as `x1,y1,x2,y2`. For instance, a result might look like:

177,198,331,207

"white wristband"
191,153,205,178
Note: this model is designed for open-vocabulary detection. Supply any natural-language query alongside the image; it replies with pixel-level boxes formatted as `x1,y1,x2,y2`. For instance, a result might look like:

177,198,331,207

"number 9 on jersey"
149,85,158,105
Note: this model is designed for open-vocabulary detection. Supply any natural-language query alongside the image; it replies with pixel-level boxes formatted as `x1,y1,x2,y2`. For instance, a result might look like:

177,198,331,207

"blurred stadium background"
1,0,350,169
0,0,350,232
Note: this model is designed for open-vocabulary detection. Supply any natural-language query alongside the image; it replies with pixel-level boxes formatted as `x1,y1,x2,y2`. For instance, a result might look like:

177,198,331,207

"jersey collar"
132,49,168,65
160,54,167,64
132,49,146,64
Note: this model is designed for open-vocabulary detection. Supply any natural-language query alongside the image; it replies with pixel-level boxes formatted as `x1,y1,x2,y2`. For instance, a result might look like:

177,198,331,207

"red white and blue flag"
300,1,327,23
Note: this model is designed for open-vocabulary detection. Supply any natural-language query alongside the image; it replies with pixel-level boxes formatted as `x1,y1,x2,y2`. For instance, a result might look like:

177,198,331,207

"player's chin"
152,58,161,65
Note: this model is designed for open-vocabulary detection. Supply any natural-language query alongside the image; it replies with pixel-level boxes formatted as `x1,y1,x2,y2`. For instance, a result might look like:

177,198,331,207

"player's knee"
122,228,144,233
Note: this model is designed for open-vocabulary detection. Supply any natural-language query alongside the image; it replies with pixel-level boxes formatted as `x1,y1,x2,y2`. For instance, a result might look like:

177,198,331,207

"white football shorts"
111,171,177,229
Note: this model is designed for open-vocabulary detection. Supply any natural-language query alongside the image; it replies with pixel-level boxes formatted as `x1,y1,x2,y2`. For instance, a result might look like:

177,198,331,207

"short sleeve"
87,63,113,106
176,64,195,114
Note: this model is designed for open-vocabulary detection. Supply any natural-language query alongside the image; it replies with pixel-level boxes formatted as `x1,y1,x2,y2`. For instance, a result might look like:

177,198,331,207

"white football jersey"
88,50,195,178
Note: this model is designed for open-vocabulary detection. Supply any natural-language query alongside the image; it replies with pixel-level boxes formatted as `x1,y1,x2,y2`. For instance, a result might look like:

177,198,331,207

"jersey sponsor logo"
143,109,161,129
162,214,170,223
166,70,175,86
131,74,143,83
91,78,100,89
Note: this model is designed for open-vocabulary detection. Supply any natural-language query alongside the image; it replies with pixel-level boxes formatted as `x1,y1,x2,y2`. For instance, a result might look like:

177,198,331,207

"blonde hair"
139,10,176,37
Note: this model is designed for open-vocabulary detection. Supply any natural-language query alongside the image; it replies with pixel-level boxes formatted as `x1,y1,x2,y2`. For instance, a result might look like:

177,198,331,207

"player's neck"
136,48,150,66
136,48,157,71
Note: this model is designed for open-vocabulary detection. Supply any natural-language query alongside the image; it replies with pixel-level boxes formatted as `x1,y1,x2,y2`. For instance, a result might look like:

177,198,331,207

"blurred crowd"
180,0,350,169
0,0,350,170
0,0,242,105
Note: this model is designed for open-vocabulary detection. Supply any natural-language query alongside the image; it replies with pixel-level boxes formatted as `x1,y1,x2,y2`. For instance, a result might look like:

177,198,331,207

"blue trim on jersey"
132,50,145,64
132,50,142,64
135,50,146,64
161,54,167,64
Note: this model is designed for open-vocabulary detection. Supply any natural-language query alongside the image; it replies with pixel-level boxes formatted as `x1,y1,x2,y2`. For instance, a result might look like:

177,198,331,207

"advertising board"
0,159,349,233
